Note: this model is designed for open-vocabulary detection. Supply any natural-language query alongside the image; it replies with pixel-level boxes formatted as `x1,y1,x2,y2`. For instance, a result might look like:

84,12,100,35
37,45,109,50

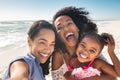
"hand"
104,33,115,54
64,71,74,80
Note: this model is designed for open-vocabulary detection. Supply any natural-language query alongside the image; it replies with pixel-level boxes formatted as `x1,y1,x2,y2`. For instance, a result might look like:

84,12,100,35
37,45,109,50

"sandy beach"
0,20,120,80
0,45,29,79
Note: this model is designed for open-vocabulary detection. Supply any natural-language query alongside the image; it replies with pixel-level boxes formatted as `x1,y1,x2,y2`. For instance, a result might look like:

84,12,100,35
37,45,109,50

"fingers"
107,34,115,46
101,33,115,46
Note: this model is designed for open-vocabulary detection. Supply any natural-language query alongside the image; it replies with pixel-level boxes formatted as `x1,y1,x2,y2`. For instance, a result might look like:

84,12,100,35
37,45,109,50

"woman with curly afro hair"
51,6,116,80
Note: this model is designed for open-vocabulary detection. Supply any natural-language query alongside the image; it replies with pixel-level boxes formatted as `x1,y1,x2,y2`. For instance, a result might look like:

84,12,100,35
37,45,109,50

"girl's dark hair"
83,21,98,34
79,31,108,53
28,20,60,76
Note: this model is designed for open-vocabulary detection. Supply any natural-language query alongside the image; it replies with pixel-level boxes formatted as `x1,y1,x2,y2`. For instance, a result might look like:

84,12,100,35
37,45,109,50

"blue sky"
0,0,120,21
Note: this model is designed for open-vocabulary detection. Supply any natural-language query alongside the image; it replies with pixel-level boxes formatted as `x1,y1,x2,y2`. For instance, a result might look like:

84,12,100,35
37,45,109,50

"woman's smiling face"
54,15,79,47
28,28,55,64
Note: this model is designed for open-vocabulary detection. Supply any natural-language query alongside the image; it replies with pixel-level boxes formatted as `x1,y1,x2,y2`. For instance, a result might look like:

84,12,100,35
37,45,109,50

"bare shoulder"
10,60,29,79
93,58,108,69
52,50,64,70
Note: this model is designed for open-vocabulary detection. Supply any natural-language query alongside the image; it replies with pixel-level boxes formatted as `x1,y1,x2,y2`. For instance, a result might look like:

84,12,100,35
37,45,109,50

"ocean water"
0,20,33,54
0,20,120,57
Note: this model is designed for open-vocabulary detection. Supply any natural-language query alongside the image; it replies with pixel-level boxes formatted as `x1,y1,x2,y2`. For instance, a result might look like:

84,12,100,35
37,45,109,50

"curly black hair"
53,6,91,34
53,6,98,53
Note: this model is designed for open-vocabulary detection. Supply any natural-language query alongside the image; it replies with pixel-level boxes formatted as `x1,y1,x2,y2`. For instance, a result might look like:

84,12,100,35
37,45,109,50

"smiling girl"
64,32,120,80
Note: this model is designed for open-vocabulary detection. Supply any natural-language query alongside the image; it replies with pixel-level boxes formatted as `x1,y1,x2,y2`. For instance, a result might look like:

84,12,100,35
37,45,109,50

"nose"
82,48,89,55
44,46,51,54
63,25,69,31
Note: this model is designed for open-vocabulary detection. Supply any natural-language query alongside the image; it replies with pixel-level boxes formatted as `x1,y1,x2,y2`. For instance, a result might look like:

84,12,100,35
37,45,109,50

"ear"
27,36,32,47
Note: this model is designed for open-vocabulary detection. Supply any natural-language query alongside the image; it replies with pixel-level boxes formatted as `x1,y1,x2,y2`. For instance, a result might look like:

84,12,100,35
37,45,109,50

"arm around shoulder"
94,59,119,78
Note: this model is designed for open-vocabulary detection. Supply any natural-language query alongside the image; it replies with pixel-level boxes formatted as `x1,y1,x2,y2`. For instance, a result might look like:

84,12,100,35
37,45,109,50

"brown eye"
79,43,85,48
50,43,55,47
89,50,95,54
57,26,64,32
67,22,72,26
38,40,46,47
50,44,55,49
39,42,45,45
57,27,63,30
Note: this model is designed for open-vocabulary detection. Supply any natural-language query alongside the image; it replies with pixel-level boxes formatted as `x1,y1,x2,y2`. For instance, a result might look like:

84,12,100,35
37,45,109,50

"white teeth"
80,54,87,59
40,53,48,57
66,32,74,38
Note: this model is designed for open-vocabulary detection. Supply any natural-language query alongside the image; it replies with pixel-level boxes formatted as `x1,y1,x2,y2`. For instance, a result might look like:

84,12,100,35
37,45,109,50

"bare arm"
95,59,118,77
51,51,65,80
9,61,29,80
52,51,63,70
106,33,120,76
64,71,74,80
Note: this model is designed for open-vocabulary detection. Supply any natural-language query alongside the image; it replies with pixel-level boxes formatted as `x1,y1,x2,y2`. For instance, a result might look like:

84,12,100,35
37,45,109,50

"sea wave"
0,21,32,54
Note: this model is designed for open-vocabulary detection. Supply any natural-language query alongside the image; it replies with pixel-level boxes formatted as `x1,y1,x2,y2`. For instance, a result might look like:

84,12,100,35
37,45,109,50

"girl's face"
28,29,55,64
76,37,101,63
54,16,79,47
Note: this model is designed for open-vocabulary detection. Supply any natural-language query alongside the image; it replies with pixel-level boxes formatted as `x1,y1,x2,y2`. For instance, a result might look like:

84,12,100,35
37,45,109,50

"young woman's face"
76,37,101,63
54,16,79,47
28,29,55,64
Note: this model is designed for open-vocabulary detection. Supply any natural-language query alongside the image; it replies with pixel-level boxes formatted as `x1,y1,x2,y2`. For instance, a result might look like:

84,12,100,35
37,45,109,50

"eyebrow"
91,47,97,52
56,18,71,27
81,42,86,45
82,42,97,52
39,38,55,43
66,18,71,22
